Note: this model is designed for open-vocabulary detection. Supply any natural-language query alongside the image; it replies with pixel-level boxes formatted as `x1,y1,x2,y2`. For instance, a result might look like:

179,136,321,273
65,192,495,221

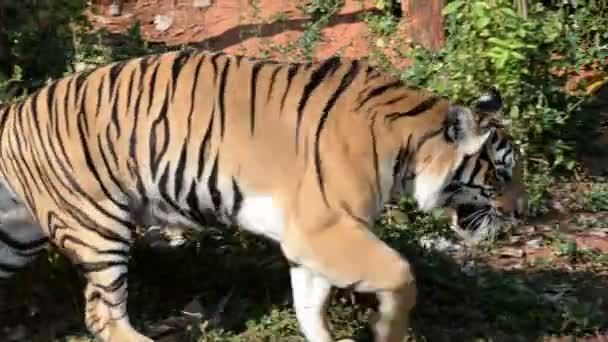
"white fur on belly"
237,195,285,242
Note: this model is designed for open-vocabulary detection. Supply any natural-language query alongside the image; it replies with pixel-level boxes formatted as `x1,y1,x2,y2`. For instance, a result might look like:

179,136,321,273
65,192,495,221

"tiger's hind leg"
0,210,49,280
49,213,152,342
282,214,416,342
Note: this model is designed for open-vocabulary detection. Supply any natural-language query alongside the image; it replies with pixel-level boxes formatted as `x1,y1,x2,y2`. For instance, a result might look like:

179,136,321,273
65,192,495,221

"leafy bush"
0,0,88,100
401,0,606,172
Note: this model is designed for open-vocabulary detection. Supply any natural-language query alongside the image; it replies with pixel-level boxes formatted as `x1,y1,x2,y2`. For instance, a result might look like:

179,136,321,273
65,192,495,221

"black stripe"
500,149,513,164
234,54,244,67
208,154,222,211
280,64,299,112
170,50,192,102
74,69,92,111
96,272,127,292
0,261,21,273
94,75,104,118
0,229,48,250
110,70,124,138
393,135,411,179
340,201,369,226
491,130,499,144
496,136,508,151
107,61,126,99
174,56,205,201
415,127,443,150
174,138,188,199
125,65,136,114
380,94,409,107
73,112,133,230
16,248,45,258
267,66,281,103
146,61,161,116
211,52,224,82
218,58,231,138
78,114,129,215
129,56,153,192
314,61,360,207
231,177,243,219
149,84,171,179
46,82,65,164
64,76,74,137
46,81,58,123
78,260,127,274
250,61,264,135
159,163,173,204
296,57,342,153
0,104,11,142
453,155,470,181
197,112,214,178
357,80,402,110
104,124,119,168
34,101,132,239
186,181,204,223
51,82,74,170
8,100,42,213
23,92,47,194
48,202,129,249
467,157,483,185
385,96,441,122
370,123,382,201
96,135,129,211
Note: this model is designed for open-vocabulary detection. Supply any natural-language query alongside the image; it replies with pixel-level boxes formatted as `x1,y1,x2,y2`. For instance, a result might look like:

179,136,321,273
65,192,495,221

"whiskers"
450,205,502,246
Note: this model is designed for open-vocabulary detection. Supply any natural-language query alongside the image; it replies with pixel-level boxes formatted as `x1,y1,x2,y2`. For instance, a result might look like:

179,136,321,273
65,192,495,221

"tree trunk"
402,0,446,51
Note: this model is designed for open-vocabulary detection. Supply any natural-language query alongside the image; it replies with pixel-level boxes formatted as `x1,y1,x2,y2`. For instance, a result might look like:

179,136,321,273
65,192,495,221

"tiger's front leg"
283,215,416,342
84,271,152,342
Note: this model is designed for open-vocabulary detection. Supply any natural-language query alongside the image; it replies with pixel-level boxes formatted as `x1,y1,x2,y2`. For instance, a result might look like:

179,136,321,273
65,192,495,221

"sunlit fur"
0,50,526,342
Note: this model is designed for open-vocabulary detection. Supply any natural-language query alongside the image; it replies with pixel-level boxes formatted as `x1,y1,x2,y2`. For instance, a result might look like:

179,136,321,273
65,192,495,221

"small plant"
583,183,608,212
292,0,344,60
363,8,399,37
524,163,553,217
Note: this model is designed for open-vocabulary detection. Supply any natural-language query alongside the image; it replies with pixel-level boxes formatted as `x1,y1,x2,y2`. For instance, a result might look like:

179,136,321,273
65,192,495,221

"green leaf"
488,37,513,48
441,1,464,16
510,105,520,119
475,16,491,29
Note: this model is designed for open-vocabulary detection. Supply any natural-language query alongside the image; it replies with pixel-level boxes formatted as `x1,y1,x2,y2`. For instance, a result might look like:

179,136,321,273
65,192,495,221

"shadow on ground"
2,223,607,342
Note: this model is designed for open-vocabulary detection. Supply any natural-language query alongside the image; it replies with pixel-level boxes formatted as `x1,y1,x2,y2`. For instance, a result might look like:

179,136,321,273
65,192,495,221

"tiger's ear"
445,105,492,156
476,86,503,114
475,86,509,127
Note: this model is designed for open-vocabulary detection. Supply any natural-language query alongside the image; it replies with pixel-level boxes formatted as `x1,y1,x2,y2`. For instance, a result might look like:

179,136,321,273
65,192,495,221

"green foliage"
363,8,399,37
401,0,607,172
373,0,399,12
294,0,344,60
0,0,88,98
523,164,553,217
583,182,608,212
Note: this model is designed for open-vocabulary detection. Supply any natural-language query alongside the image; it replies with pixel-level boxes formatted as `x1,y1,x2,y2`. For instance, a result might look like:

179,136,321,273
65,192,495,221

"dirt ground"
86,0,384,60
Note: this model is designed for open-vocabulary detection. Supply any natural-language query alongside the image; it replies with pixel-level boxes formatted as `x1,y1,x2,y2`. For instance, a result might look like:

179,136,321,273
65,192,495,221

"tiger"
0,49,527,342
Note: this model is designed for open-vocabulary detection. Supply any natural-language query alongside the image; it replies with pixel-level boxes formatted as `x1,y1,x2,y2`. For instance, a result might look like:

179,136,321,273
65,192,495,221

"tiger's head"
391,87,527,244
442,121,527,245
